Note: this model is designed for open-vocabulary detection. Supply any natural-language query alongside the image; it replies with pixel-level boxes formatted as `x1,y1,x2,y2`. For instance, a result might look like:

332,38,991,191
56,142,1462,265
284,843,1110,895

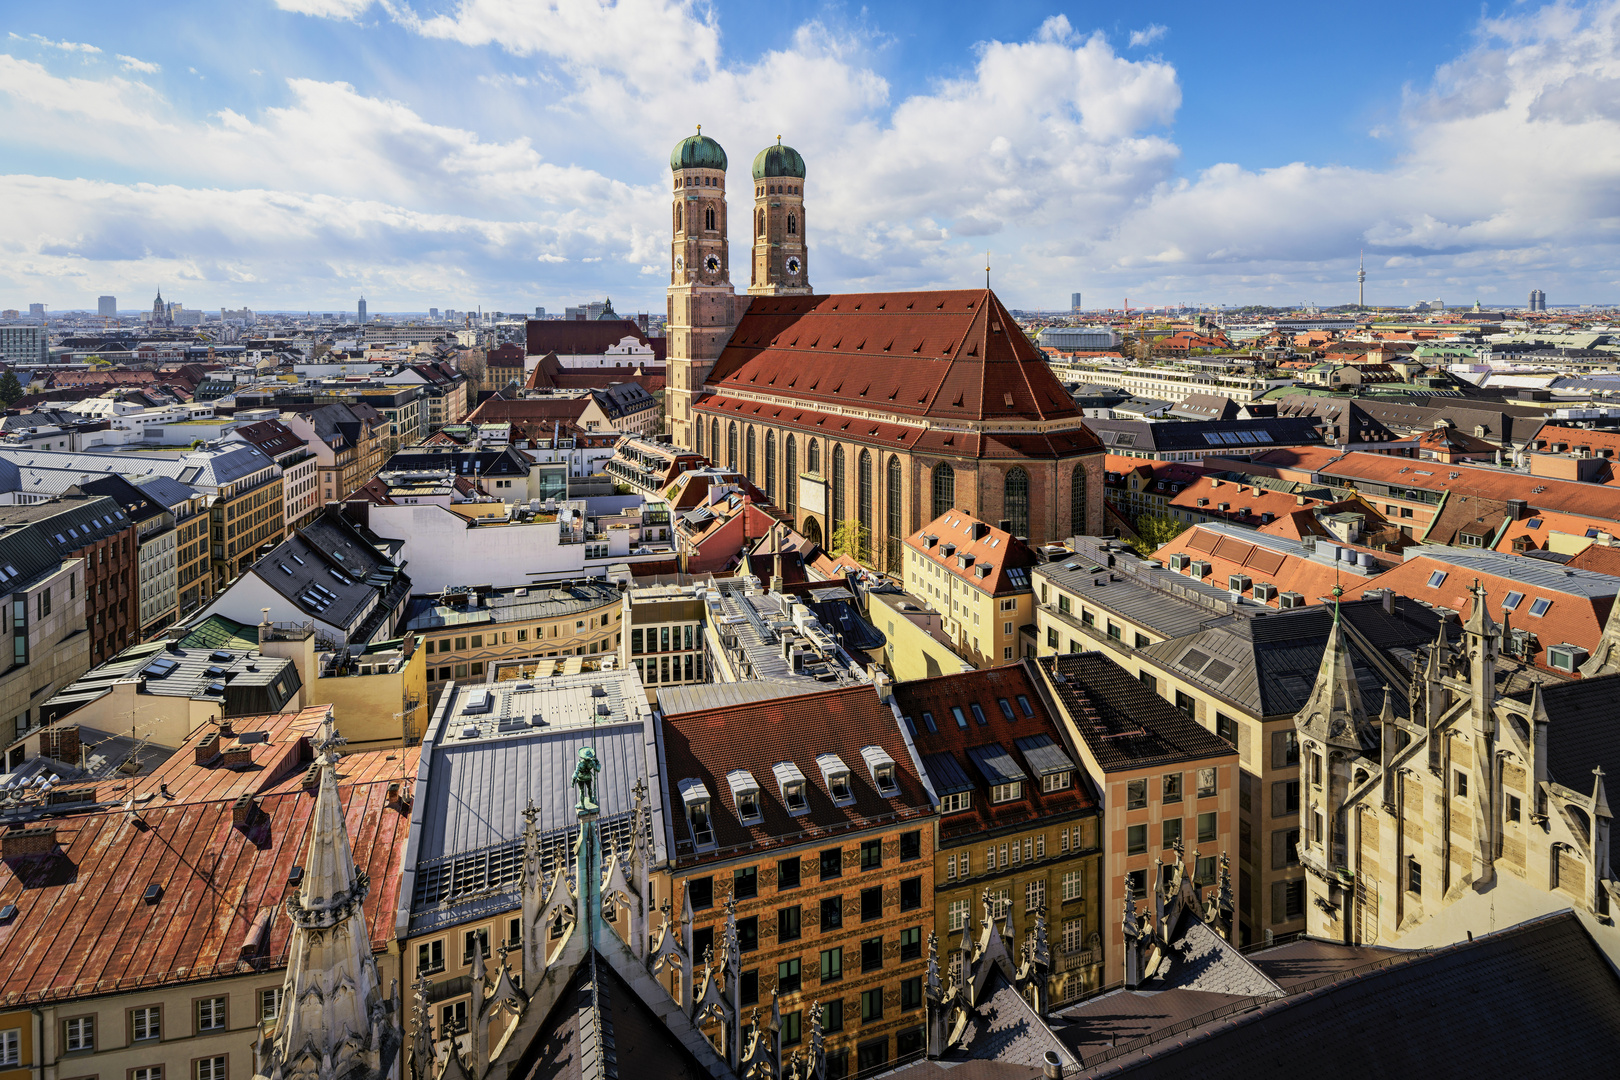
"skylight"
1426,571,1447,589
1529,597,1552,617
1503,591,1524,611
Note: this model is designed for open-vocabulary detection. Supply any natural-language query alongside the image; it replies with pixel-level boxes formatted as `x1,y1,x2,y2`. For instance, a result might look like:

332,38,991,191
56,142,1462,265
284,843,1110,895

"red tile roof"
0,751,413,1005
904,510,1036,596
1567,544,1620,578
657,684,933,868
1168,477,1332,528
1494,510,1618,554
703,290,1089,428
890,663,1097,844
525,319,666,363
1526,425,1620,458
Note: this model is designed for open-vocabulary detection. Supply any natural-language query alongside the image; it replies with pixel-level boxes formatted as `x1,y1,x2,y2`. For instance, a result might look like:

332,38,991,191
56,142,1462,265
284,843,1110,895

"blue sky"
2,0,1619,314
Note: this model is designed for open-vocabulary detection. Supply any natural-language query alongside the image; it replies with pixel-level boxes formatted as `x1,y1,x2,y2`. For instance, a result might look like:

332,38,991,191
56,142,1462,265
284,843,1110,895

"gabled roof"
657,683,931,867
892,663,1097,844
705,289,1083,424
525,319,665,362
905,510,1036,595
1323,451,1620,524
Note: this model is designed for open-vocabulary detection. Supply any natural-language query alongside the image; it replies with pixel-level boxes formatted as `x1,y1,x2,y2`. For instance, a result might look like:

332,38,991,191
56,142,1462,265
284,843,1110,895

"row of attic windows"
680,747,900,850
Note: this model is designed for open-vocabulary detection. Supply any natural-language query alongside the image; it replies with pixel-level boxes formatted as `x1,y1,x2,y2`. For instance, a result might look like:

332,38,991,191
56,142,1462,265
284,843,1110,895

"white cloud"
272,0,374,18
9,32,101,54
117,54,160,74
1129,24,1168,49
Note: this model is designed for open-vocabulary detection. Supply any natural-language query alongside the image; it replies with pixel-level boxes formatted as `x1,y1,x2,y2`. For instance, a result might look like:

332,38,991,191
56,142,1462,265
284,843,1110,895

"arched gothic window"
807,439,820,475
1071,464,1088,536
886,456,903,571
858,450,873,532
710,420,720,464
932,462,955,522
832,445,846,529
705,206,716,231
675,204,682,231
757,209,765,235
693,417,701,456
1004,467,1029,539
787,213,797,236
727,422,737,470
765,431,776,501
746,427,756,481
784,435,797,514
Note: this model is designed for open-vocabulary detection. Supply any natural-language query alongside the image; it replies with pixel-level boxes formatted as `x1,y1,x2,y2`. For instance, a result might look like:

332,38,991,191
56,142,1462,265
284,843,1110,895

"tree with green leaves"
0,370,24,406
831,519,872,564
1129,512,1187,558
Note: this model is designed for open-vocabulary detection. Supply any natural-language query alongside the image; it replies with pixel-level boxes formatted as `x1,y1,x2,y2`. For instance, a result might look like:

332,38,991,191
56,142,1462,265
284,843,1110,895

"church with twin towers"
662,127,1104,568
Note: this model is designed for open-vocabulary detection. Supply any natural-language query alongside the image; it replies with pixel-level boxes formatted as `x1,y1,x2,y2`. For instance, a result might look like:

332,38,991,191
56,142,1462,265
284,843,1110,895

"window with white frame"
939,792,972,814
132,1006,161,1041
196,1057,227,1080
1062,918,1085,953
197,997,227,1032
1041,771,1070,793
947,854,957,880
258,988,283,1022
64,1017,93,1052
0,1029,18,1068
987,889,1010,919
948,899,970,931
1025,880,1045,911
1062,870,1083,901
991,782,1021,804
133,1069,161,1080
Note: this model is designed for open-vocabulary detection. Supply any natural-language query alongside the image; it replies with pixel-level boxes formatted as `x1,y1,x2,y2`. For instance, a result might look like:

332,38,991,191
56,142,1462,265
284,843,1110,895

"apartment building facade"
891,663,1105,1003
902,511,1037,669
657,684,936,1077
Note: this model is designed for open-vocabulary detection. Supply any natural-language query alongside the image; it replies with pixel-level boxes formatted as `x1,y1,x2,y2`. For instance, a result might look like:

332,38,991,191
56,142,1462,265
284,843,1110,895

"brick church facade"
663,129,1104,569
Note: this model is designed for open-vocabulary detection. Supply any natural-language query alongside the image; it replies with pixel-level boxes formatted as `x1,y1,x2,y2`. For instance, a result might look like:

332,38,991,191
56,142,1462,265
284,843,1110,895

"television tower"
1357,250,1366,309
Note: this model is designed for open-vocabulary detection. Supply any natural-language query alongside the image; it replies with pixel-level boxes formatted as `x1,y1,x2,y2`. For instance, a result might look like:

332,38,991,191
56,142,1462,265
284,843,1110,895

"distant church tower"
749,138,812,296
151,290,168,328
665,127,743,454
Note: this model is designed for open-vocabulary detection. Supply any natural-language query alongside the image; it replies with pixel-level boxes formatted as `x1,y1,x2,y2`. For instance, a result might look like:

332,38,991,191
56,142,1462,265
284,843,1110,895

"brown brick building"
656,683,936,1077
662,132,1105,568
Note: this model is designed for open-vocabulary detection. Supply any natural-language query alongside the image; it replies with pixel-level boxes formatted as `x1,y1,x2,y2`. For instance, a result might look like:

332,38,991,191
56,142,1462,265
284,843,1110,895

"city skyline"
2,1,1619,311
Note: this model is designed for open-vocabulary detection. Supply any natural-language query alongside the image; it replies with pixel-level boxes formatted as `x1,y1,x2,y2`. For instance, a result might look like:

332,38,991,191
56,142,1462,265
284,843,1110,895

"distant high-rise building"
429,307,440,320
535,306,545,318
97,295,117,317
1529,289,1547,312
0,325,48,365
358,297,368,325
1071,292,1082,313
27,304,44,319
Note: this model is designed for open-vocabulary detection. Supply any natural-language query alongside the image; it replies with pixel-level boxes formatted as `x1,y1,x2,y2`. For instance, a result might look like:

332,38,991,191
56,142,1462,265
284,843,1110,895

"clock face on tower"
674,254,684,271
785,256,802,277
704,254,721,274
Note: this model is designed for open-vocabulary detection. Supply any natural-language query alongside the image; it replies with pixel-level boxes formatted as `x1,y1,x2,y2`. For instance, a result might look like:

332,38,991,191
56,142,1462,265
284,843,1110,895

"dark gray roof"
1088,912,1620,1078
0,493,131,560
1136,598,1446,720
1041,653,1236,772
1014,733,1075,778
953,964,1078,1071
966,743,1027,786
251,511,407,638
1034,541,1242,641
1512,673,1620,866
40,640,301,724
1085,417,1325,454
922,751,974,795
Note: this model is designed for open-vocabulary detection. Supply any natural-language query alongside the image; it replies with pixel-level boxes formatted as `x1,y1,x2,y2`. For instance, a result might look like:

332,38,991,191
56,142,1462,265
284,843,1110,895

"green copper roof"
752,142,806,180
671,131,727,172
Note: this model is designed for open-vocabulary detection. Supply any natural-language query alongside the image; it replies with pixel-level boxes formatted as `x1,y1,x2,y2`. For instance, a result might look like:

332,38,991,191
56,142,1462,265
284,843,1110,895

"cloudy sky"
3,0,1619,314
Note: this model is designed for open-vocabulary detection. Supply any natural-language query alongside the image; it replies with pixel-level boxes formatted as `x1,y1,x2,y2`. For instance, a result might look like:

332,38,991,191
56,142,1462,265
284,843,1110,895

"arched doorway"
804,516,824,550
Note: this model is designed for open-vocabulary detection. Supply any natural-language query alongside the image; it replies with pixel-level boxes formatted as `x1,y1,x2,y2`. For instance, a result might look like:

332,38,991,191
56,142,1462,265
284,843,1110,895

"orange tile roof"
0,751,413,1005
1168,477,1327,527
1526,425,1620,457
1495,511,1620,554
905,510,1036,596
117,706,330,804
1567,544,1620,578
1322,452,1620,524
1152,525,1386,609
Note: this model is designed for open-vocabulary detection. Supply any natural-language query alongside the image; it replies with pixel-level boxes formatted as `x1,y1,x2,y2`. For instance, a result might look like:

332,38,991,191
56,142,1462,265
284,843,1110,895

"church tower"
665,127,741,454
748,138,811,296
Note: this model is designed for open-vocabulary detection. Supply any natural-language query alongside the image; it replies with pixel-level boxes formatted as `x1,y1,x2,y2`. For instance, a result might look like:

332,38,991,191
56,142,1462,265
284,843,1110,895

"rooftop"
40,639,302,726
1038,653,1237,773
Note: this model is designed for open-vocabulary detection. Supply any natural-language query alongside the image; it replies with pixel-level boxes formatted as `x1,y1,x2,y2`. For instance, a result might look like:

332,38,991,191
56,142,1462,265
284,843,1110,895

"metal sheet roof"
1015,733,1076,778
920,751,974,796
966,743,1028,786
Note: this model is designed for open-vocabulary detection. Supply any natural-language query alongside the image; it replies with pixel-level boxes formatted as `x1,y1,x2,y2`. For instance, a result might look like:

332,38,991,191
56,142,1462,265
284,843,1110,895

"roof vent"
143,883,163,904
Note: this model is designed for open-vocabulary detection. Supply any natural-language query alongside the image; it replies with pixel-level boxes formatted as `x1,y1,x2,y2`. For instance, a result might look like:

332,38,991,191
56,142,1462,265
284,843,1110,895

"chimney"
217,719,234,738
2,826,58,859
1043,1051,1064,1080
233,793,260,827
195,731,221,765
41,726,81,766
220,745,254,770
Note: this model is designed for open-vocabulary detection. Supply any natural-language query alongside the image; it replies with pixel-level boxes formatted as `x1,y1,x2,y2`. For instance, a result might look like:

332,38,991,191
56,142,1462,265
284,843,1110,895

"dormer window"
861,746,900,797
816,753,855,806
678,778,716,849
991,782,1022,804
727,769,763,825
773,761,811,816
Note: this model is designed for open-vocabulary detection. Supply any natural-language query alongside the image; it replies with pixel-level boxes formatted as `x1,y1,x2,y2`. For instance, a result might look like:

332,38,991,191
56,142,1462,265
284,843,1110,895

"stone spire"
1297,593,1371,752
255,715,399,1080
